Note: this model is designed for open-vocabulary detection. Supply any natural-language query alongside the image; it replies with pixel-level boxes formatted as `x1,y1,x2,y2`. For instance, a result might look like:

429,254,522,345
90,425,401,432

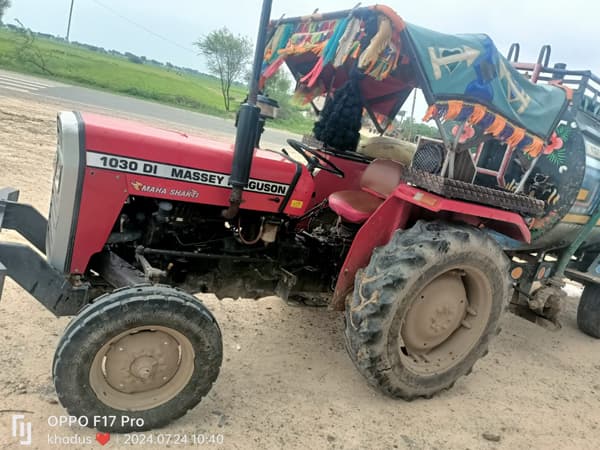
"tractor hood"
80,112,312,213
52,112,314,274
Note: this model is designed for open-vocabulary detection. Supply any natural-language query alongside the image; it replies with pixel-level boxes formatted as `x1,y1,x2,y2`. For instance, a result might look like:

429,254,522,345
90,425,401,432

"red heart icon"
96,432,110,446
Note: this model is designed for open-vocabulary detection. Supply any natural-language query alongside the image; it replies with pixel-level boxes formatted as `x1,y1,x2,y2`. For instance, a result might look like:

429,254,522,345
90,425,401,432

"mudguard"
330,183,530,310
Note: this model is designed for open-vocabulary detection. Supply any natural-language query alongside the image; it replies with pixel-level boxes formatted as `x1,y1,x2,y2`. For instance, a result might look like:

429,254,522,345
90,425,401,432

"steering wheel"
286,139,344,178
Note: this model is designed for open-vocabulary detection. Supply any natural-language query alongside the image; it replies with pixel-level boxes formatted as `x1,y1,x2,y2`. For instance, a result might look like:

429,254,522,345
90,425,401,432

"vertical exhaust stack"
223,0,273,219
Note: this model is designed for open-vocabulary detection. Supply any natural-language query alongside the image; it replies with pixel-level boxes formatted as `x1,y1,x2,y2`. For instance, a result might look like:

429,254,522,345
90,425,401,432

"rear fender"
331,195,413,310
330,183,530,310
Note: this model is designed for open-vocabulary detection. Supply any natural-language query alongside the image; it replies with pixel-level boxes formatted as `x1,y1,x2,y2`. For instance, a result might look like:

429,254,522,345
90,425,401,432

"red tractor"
1,2,600,432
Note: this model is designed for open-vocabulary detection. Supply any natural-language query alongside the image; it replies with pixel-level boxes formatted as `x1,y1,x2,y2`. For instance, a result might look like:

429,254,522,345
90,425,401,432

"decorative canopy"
260,5,569,156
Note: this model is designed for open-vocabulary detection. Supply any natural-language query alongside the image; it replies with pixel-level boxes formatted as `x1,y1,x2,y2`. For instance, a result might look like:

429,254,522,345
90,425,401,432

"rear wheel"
345,220,510,399
577,284,600,338
53,285,222,432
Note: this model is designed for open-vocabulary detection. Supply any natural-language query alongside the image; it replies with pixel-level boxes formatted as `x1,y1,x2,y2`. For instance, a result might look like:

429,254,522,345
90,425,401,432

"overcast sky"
6,0,599,72
5,1,599,119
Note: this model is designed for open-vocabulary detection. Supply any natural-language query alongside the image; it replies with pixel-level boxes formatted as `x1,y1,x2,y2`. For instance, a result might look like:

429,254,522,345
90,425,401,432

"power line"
88,0,197,54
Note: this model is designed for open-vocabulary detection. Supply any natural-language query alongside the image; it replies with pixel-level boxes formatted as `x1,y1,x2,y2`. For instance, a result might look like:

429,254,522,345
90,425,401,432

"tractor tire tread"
577,283,600,338
344,220,510,400
53,285,222,433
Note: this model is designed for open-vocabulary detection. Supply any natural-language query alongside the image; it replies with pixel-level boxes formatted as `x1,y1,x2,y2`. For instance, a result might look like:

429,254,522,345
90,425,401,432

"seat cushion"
328,190,384,223
360,159,405,198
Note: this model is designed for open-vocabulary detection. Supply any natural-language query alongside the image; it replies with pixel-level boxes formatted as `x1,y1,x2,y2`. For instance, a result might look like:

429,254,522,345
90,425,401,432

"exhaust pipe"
223,0,273,219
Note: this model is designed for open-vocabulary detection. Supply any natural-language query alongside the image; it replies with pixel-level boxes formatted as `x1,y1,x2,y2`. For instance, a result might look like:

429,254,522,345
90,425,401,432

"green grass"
0,27,312,133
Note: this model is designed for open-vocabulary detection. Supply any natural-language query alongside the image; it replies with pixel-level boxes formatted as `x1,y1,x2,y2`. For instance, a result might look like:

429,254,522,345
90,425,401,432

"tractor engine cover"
49,112,314,275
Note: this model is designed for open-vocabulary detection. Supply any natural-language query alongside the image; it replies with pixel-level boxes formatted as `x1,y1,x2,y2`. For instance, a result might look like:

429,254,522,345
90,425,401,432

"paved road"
0,69,297,148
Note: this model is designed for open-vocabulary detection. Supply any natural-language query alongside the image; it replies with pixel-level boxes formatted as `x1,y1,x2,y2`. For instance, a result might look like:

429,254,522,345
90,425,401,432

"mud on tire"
344,220,511,399
53,285,222,433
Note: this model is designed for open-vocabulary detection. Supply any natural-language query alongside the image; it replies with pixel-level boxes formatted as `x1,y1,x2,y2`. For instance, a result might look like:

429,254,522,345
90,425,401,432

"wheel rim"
89,326,195,411
399,266,492,375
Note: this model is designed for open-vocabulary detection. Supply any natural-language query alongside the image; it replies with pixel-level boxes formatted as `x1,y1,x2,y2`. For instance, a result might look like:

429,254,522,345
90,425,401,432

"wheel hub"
402,272,467,351
103,330,180,394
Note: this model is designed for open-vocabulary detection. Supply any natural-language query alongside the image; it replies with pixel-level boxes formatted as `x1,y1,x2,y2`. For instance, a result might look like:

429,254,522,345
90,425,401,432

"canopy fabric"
405,23,567,145
260,5,417,133
261,5,568,152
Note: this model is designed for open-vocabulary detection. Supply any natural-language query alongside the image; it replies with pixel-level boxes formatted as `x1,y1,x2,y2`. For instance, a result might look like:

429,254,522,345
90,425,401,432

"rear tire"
344,220,510,399
577,284,600,338
53,285,222,432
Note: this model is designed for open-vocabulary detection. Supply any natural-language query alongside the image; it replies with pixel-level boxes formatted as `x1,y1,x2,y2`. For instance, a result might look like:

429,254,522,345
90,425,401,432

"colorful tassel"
444,100,464,121
422,104,438,122
499,124,515,141
456,105,474,121
523,137,544,157
506,127,526,148
468,104,487,124
485,115,507,136
358,16,392,71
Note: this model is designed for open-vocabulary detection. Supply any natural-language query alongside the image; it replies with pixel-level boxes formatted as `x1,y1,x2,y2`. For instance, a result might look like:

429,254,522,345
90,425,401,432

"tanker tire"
577,284,600,338
344,220,510,399
53,285,222,433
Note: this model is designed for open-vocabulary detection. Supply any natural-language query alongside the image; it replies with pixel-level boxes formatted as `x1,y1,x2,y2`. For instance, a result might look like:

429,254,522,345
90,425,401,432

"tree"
397,117,440,141
0,0,11,24
195,27,252,111
13,19,53,75
263,68,294,119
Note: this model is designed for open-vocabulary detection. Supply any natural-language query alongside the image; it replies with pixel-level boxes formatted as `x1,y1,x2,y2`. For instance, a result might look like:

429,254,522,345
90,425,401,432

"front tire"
53,285,222,432
345,221,510,399
577,283,600,338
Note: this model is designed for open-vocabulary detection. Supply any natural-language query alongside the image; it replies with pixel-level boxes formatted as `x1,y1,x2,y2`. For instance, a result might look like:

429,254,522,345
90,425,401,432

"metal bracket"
135,252,166,281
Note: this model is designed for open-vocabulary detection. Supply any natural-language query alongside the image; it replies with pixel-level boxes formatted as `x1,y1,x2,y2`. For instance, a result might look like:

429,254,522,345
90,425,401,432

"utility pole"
66,0,75,41
408,88,417,142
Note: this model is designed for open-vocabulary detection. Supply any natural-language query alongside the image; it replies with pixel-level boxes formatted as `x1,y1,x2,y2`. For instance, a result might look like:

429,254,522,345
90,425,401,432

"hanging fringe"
506,127,526,147
333,17,361,67
485,115,507,136
468,104,487,124
444,100,464,121
523,137,544,157
423,104,438,122
358,16,393,71
499,124,515,141
479,112,495,129
456,104,474,121
424,100,546,155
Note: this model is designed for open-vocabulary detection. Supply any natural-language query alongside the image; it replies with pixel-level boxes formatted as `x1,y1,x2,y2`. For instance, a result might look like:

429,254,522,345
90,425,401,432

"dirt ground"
0,95,599,450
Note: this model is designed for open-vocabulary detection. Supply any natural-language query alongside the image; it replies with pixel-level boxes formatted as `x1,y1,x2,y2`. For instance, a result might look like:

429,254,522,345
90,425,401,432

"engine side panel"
67,113,314,273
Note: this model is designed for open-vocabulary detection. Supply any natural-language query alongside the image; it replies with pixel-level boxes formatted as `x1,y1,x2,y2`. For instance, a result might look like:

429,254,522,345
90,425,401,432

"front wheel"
345,220,510,399
53,285,222,432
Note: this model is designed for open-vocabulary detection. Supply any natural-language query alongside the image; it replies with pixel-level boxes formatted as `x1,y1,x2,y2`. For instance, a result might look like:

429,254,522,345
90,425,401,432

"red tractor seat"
328,159,405,223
